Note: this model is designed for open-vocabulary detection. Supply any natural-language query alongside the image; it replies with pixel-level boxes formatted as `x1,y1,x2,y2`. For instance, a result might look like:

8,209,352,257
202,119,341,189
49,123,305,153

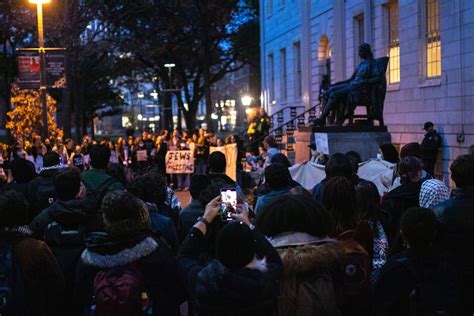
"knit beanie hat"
216,221,256,269
101,191,150,238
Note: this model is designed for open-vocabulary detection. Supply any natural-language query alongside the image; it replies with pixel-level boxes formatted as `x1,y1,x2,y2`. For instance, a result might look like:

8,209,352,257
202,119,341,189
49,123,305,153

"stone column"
333,0,346,81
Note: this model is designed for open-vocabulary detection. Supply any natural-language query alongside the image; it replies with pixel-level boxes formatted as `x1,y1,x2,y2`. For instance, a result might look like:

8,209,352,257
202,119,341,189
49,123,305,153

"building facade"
260,0,474,182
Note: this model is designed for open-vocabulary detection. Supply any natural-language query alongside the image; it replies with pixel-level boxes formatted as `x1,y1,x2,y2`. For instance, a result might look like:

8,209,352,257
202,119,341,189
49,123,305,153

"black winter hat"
216,221,255,269
101,191,150,237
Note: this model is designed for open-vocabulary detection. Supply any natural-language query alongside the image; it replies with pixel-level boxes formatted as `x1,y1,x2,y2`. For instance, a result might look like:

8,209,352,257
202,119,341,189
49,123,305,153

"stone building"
260,0,474,182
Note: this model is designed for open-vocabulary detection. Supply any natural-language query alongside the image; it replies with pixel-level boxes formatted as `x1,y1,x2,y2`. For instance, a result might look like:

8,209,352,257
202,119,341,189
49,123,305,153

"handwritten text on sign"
166,150,194,174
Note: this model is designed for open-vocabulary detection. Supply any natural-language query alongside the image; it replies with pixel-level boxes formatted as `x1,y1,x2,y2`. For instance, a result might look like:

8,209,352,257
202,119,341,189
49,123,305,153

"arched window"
318,35,332,82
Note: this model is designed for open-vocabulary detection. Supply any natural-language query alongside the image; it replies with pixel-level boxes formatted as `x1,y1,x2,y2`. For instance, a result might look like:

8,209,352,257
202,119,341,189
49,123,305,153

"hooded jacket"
29,198,101,240
178,227,283,316
270,232,346,316
74,232,185,316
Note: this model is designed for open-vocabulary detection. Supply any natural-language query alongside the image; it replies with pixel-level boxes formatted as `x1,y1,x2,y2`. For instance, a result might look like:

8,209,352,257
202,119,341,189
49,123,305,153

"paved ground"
175,190,191,208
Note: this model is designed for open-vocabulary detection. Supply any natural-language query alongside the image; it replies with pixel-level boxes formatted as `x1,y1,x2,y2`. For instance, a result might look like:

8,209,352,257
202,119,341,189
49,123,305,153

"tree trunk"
183,108,197,132
62,88,72,138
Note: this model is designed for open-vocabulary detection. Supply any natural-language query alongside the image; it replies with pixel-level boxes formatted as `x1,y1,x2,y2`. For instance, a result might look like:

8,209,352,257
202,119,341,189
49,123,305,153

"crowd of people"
0,125,473,315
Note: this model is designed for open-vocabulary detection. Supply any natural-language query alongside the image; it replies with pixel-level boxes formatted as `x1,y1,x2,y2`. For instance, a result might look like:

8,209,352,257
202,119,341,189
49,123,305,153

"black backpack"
395,256,461,315
0,241,26,316
34,178,58,214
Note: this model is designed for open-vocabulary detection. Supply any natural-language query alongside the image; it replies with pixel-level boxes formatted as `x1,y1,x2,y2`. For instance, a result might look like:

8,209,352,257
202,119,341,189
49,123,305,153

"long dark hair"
322,176,358,235
379,143,399,163
356,180,381,222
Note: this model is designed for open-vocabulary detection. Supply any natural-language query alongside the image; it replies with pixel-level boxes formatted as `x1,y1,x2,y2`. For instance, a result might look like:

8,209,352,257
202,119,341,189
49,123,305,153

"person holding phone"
178,195,283,315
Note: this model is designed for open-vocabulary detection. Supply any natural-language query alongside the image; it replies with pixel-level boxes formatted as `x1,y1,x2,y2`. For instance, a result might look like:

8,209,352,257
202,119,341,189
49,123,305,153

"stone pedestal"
294,130,312,163
305,126,391,161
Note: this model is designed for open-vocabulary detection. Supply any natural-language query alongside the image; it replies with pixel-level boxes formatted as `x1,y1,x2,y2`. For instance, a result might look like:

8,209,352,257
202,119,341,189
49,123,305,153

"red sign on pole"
17,51,40,89
17,48,67,89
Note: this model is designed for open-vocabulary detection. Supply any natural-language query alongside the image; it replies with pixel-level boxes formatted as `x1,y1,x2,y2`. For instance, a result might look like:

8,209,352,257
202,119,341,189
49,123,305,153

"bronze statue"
314,43,388,127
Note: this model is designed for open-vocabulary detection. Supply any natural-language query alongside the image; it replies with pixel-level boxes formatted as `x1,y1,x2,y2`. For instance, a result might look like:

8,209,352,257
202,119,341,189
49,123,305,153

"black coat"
381,181,422,244
178,227,282,316
374,248,462,316
74,232,185,316
26,168,58,218
29,198,101,240
433,187,474,314
420,130,441,161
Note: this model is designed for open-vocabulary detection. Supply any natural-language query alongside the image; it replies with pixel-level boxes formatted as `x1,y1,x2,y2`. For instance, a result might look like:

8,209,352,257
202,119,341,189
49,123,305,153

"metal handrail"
244,103,320,148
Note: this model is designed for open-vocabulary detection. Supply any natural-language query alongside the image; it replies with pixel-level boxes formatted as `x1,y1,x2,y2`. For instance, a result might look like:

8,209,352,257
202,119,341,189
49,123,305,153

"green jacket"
81,168,124,192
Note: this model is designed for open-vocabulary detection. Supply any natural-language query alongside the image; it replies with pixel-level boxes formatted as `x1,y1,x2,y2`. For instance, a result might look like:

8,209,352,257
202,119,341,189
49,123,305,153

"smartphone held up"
220,188,237,222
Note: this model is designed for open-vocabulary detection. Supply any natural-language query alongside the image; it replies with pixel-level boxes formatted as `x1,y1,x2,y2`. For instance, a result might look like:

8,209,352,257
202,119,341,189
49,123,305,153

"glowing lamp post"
241,95,252,107
29,0,51,138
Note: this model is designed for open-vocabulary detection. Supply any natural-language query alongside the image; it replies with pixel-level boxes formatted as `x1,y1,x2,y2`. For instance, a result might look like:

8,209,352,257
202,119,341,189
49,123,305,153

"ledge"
387,83,400,92
418,77,442,88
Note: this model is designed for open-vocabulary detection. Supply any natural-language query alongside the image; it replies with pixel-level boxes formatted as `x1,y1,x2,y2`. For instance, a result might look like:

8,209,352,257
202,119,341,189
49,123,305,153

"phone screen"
220,188,237,221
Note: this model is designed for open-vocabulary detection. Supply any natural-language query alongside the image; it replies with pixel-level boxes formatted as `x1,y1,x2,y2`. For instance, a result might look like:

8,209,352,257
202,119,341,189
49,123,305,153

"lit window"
426,0,441,78
388,1,400,84
280,48,287,101
294,42,302,98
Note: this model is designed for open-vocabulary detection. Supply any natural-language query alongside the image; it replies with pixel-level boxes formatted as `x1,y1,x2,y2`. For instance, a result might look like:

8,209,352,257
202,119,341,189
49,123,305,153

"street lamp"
241,95,252,107
29,0,51,138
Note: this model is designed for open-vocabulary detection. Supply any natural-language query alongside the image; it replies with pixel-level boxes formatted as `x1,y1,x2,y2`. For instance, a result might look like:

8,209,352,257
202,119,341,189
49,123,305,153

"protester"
26,151,61,219
432,154,474,315
207,151,236,186
178,174,211,242
263,135,279,167
356,180,390,284
346,151,363,184
322,176,360,235
81,144,124,193
74,191,184,315
379,143,400,163
127,173,178,249
374,207,461,316
256,194,345,315
382,156,423,244
312,153,353,202
2,157,36,197
29,168,97,311
0,190,65,315
255,163,292,215
178,196,283,315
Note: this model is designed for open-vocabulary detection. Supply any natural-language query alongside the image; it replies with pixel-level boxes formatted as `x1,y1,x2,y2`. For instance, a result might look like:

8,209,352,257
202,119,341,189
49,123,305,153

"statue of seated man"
314,43,379,126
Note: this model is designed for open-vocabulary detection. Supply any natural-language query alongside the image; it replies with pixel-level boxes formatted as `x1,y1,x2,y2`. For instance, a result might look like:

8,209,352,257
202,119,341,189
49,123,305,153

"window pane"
426,0,441,78
388,1,400,84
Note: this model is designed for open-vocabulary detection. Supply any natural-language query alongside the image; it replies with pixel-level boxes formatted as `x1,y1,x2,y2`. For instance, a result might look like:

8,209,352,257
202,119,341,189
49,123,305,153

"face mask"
376,153,382,160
